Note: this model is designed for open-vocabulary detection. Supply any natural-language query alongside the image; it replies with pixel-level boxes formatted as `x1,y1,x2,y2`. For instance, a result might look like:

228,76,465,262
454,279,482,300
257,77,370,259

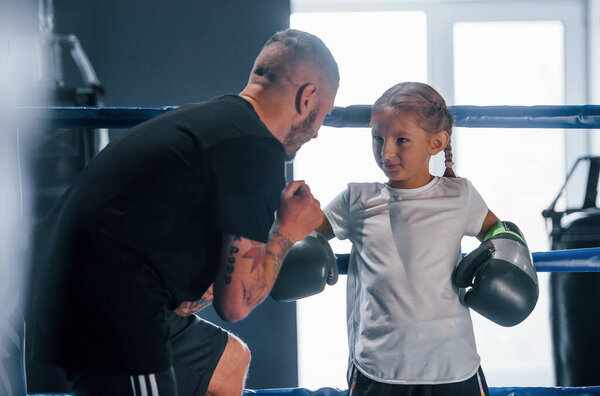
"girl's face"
371,107,443,189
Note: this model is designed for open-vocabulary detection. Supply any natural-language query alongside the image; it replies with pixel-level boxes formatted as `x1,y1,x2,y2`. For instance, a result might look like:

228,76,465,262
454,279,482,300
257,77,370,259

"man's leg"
168,312,250,396
205,333,251,396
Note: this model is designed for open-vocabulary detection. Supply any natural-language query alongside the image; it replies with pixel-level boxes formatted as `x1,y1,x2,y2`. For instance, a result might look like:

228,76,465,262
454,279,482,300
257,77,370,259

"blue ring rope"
26,385,600,395
16,104,600,129
335,247,600,274
242,386,600,395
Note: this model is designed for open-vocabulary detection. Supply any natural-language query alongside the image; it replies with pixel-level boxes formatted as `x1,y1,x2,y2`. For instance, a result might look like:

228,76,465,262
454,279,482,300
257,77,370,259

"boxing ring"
22,104,600,396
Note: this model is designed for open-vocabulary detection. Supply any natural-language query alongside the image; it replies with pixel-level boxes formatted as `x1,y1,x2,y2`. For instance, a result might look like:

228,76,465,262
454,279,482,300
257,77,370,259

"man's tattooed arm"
174,285,214,317
239,230,294,308
213,230,294,322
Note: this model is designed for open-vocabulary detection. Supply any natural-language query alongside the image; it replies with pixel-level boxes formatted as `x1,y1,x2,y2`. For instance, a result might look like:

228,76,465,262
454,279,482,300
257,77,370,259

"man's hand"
275,180,322,243
174,285,214,317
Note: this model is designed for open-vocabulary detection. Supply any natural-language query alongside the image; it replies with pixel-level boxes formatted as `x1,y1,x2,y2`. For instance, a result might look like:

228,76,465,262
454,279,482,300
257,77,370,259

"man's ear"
295,83,317,115
430,130,450,155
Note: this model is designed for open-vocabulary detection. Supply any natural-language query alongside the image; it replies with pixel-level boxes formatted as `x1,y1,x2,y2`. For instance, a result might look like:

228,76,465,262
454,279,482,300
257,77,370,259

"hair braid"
443,140,456,178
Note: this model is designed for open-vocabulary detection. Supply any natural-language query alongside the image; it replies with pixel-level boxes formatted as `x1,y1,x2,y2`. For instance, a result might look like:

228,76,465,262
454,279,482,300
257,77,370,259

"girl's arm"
315,211,335,240
476,210,501,242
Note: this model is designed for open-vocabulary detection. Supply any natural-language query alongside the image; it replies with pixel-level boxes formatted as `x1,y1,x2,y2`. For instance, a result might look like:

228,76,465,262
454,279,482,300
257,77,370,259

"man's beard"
284,108,319,162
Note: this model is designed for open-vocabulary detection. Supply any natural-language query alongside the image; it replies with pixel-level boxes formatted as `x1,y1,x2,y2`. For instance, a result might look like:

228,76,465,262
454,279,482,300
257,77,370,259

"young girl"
317,82,500,395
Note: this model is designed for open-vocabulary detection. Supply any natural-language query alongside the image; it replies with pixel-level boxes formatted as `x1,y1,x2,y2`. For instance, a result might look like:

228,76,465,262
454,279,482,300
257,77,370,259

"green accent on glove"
484,222,525,244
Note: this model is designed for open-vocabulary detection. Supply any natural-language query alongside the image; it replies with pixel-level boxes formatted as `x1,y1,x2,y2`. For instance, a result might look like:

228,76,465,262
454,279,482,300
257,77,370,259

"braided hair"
371,82,456,177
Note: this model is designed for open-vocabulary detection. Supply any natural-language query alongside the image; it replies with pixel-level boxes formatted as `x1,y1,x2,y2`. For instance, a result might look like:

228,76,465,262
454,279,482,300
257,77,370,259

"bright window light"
291,10,427,389
454,21,565,386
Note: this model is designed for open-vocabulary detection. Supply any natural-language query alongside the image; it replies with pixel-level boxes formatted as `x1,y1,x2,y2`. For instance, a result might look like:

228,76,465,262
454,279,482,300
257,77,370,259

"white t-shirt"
324,176,488,384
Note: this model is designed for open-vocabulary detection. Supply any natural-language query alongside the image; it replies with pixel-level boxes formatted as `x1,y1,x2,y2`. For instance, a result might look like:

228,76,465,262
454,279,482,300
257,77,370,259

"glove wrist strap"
484,221,525,244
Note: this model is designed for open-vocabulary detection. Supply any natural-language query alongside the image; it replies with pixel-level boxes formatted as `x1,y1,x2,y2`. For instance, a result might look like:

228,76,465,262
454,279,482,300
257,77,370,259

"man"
26,29,339,395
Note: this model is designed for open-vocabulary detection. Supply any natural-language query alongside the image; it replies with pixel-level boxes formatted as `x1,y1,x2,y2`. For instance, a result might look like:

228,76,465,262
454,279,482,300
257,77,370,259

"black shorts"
348,365,489,396
167,311,229,395
65,311,229,396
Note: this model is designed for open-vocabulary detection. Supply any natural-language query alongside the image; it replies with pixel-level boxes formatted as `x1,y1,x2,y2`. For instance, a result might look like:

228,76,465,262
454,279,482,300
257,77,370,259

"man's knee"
226,333,251,372
207,333,251,396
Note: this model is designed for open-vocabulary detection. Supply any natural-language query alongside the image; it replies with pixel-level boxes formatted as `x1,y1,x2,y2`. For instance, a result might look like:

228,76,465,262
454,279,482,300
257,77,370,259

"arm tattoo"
270,230,294,250
240,230,294,307
267,230,293,266
241,281,248,303
243,240,265,272
174,287,214,317
241,276,265,307
225,242,239,284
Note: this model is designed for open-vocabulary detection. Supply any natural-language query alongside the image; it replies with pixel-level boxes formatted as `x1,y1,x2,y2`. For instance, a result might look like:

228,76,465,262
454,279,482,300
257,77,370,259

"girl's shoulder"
343,182,387,205
436,176,480,196
346,181,384,195
439,175,472,188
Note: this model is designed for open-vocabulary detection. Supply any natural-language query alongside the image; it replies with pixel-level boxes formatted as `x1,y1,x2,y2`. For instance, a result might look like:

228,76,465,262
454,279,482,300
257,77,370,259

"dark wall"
28,0,297,391
56,0,291,106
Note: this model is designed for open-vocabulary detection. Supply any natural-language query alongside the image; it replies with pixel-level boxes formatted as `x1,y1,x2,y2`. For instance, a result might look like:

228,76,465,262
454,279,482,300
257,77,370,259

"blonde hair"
371,82,456,177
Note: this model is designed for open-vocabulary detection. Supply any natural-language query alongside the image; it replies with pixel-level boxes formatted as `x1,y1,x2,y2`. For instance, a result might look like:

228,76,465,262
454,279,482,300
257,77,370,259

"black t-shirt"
28,95,286,372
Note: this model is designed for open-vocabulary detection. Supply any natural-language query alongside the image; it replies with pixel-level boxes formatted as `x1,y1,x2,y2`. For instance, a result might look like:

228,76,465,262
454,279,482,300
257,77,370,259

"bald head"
241,29,338,159
250,29,339,91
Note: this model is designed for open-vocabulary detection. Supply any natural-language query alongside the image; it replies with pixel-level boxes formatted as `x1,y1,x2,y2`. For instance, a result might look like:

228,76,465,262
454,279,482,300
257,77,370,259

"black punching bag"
545,156,600,386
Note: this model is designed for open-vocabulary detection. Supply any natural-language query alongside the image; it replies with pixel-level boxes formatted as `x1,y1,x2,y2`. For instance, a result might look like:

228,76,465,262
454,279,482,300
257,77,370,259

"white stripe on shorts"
130,376,138,396
149,373,159,396
138,374,148,396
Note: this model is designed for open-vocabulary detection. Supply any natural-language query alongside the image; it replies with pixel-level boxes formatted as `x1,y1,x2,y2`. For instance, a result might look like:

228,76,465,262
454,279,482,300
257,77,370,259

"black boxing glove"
270,231,338,303
453,221,539,327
